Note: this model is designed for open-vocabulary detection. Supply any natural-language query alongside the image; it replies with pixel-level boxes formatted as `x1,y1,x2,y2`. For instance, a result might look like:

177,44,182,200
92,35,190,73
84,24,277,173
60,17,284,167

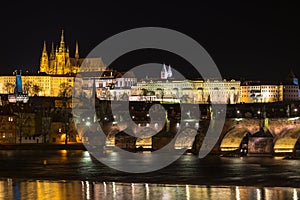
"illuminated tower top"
75,41,79,60
39,41,49,73
161,64,168,79
167,65,173,78
58,29,65,53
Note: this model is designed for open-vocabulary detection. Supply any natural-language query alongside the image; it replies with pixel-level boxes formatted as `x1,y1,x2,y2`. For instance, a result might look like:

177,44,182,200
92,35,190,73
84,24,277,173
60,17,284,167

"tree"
23,81,42,96
4,82,15,93
59,83,73,97
24,81,32,94
32,84,41,96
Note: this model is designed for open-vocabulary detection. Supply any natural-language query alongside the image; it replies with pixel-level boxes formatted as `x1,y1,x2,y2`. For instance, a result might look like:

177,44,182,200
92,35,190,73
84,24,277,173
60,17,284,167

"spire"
161,63,168,79
51,41,54,53
75,41,79,60
167,64,173,78
43,40,47,52
59,29,65,52
50,41,55,60
288,69,299,85
40,40,49,73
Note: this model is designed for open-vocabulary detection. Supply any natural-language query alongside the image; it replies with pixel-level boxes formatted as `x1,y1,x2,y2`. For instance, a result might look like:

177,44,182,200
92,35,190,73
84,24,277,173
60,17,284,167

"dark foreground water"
0,149,300,199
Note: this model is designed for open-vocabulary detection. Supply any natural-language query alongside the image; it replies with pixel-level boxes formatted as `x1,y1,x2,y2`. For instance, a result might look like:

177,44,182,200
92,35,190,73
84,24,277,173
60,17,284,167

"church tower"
48,41,55,74
39,29,81,75
75,41,79,61
167,64,173,78
39,41,49,73
55,29,71,74
161,64,168,79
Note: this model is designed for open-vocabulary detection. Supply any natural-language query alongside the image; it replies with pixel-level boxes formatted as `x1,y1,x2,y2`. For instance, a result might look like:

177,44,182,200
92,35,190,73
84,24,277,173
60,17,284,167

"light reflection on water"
0,179,299,200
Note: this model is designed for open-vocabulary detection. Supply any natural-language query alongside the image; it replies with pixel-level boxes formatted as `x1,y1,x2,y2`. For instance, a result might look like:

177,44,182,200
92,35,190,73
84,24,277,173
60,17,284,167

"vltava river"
0,149,300,199
1,179,300,200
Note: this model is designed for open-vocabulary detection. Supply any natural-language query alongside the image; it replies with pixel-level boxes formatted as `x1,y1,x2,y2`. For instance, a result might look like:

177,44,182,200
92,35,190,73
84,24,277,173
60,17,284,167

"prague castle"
0,30,299,104
0,30,109,97
39,29,106,75
39,29,80,75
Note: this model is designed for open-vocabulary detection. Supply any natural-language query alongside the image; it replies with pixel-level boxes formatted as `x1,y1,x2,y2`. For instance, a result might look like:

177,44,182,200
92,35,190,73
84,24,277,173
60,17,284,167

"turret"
167,64,173,78
161,64,168,79
50,41,55,60
39,40,49,73
75,41,79,61
58,29,65,52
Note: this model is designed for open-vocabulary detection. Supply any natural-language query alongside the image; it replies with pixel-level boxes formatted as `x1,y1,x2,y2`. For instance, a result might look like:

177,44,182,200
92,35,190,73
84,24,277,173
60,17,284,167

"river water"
0,149,300,199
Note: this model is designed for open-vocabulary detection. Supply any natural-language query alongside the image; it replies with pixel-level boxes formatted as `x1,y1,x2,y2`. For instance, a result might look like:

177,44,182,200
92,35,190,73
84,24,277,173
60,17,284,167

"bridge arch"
105,126,120,147
273,128,300,153
174,127,198,149
220,128,250,151
135,127,157,149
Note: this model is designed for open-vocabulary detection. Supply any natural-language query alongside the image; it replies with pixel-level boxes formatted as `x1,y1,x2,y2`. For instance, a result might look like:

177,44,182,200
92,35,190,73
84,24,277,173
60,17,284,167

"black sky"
0,1,300,81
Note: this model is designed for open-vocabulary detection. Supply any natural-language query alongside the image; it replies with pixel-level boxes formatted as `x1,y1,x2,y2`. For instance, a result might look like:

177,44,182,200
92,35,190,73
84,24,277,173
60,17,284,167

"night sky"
1,1,300,81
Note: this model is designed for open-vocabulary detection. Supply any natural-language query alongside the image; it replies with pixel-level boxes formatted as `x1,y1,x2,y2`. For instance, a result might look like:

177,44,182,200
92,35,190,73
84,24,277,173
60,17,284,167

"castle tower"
288,70,299,85
49,41,55,74
55,29,71,74
75,41,79,62
161,64,168,79
167,64,173,78
39,30,80,75
39,41,49,73
58,29,65,53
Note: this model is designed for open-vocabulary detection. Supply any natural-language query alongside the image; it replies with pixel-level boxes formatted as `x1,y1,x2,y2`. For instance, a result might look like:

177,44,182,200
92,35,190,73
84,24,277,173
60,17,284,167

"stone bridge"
193,117,300,155
82,117,300,155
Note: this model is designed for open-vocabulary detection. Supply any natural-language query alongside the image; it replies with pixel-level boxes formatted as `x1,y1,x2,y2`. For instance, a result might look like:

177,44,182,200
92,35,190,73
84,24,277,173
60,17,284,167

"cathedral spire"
59,29,65,52
51,41,54,53
40,40,49,73
42,40,47,52
75,41,79,60
50,41,55,59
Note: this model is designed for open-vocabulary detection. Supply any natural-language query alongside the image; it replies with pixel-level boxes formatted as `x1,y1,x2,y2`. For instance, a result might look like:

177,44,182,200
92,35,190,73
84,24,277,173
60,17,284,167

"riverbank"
0,143,87,150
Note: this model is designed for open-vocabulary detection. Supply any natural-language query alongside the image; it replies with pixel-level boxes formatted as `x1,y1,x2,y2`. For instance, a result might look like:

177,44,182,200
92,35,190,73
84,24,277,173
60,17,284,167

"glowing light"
256,188,261,200
186,185,190,200
293,188,298,200
86,121,91,127
145,183,149,200
235,186,240,200
112,182,116,199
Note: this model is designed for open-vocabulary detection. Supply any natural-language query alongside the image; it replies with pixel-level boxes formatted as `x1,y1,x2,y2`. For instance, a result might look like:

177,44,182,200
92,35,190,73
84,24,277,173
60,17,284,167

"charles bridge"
89,101,300,157
2,97,300,156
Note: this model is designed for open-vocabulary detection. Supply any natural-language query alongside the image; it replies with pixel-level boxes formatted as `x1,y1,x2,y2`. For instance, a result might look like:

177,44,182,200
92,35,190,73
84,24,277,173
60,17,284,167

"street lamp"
85,121,91,144
293,108,298,117
86,121,91,128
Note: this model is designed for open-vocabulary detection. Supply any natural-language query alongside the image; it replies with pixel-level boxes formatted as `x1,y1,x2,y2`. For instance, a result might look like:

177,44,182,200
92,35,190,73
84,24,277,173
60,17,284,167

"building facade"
0,30,299,105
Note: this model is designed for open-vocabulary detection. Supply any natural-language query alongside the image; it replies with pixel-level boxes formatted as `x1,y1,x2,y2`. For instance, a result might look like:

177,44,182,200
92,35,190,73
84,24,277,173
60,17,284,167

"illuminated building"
127,65,241,104
240,81,282,103
0,30,108,97
0,107,17,143
0,30,298,105
240,72,299,103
